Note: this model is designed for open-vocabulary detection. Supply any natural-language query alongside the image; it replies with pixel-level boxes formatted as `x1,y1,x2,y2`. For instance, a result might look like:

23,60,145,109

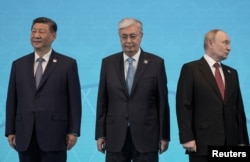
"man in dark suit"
176,29,249,162
95,17,170,162
5,17,82,162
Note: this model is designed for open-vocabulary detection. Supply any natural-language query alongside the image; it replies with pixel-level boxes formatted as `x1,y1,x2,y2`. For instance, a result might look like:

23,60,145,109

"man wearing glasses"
95,17,170,162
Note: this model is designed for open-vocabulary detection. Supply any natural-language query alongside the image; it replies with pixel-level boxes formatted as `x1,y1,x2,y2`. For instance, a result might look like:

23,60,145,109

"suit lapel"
131,51,149,95
37,51,58,90
222,64,232,102
115,50,150,96
198,58,223,100
113,53,128,95
27,53,37,91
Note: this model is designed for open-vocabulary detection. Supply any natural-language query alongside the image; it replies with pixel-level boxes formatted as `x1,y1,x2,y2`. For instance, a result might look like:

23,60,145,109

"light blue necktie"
126,57,134,95
35,58,44,88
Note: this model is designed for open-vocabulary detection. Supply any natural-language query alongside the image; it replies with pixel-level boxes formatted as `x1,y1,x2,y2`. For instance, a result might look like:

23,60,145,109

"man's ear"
208,39,213,48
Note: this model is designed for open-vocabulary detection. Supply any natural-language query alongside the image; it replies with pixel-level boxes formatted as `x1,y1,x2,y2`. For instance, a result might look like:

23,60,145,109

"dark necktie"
35,58,44,88
214,63,224,99
126,57,134,95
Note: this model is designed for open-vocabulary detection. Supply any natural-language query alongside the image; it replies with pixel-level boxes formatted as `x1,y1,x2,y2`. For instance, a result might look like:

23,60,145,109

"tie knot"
37,57,44,63
127,57,134,64
213,62,220,69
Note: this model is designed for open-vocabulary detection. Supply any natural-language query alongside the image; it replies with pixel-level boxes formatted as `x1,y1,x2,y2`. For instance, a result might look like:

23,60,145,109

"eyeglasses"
120,33,142,40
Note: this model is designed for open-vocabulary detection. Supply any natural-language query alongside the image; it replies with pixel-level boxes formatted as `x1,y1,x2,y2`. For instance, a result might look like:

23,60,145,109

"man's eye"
130,35,136,39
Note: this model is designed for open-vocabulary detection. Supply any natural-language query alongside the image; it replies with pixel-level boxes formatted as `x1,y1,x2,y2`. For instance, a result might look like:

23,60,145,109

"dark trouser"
189,155,208,162
18,129,66,162
106,127,158,162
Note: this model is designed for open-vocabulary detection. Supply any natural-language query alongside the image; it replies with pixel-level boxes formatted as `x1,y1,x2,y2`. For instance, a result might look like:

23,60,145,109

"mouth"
125,45,134,49
32,40,42,44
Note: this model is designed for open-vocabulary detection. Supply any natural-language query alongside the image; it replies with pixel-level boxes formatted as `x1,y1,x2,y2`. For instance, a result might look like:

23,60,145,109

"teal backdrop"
0,0,250,161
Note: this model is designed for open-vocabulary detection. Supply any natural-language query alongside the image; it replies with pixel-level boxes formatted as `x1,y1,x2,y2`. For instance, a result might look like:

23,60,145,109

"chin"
221,56,227,61
32,44,40,48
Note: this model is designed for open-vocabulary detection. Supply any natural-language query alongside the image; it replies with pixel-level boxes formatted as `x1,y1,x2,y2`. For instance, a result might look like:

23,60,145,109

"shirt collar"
123,48,141,62
204,54,221,68
34,49,52,63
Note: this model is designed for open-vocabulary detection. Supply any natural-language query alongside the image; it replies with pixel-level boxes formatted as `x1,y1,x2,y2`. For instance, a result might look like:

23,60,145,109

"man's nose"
32,32,41,38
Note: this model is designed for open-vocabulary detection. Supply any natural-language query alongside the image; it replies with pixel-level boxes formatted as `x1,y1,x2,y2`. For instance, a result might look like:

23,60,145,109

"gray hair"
204,29,224,50
118,18,143,33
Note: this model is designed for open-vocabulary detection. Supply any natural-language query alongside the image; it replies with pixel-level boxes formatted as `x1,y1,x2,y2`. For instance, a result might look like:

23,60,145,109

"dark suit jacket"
95,49,170,153
176,57,249,155
5,50,82,152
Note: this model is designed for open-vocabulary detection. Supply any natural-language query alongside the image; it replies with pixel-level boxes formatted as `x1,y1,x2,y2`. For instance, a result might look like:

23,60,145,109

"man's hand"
182,140,197,152
159,140,169,154
66,134,77,150
8,134,16,149
97,138,106,154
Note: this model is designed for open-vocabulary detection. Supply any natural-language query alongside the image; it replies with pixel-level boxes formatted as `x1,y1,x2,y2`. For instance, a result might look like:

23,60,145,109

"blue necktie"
126,57,134,95
35,58,44,88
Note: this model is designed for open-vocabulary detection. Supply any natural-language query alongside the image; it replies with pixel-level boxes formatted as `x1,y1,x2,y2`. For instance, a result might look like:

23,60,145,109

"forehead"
32,23,50,30
215,31,230,41
119,25,141,34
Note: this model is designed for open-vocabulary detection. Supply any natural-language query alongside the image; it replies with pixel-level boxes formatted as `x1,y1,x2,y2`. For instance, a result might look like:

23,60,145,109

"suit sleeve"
235,71,249,145
5,61,17,137
158,60,170,141
176,64,195,143
95,60,108,140
67,60,82,136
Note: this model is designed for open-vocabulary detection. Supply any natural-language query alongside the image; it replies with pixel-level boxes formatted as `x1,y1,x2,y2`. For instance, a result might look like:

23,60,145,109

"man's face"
30,23,56,52
119,25,142,57
210,31,231,61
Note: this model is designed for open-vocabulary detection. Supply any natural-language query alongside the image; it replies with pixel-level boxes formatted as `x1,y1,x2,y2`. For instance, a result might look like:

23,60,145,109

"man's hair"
31,17,57,33
204,29,224,49
118,17,143,33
